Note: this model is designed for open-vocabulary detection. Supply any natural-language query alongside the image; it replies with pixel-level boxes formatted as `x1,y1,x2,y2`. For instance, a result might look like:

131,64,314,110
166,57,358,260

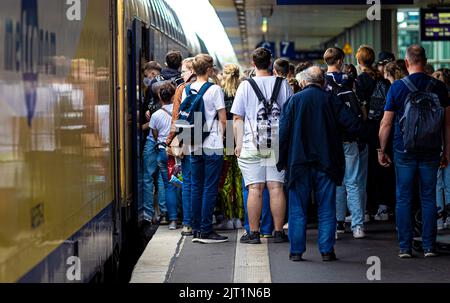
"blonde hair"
221,64,240,97
182,57,195,71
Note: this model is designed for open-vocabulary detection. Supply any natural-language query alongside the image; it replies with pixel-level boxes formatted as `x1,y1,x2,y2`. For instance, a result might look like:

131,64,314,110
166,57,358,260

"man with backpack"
232,47,293,244
379,45,450,258
161,50,184,87
324,47,366,239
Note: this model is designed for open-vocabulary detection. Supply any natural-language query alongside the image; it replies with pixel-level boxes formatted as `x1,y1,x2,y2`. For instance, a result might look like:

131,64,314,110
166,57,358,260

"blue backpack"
176,82,214,146
399,77,444,153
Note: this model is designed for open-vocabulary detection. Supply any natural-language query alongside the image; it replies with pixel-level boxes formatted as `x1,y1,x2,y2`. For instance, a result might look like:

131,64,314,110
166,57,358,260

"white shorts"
237,149,285,187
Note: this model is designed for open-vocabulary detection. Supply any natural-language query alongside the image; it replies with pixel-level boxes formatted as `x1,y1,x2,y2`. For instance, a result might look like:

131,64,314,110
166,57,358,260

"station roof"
210,0,439,65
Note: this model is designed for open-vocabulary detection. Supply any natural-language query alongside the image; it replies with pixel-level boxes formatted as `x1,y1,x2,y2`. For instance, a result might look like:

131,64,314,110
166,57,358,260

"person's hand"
378,149,392,168
440,155,448,168
235,146,242,158
145,110,151,121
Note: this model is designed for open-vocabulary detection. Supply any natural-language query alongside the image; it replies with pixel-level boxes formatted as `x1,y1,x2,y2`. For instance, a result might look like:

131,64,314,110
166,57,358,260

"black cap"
377,51,396,65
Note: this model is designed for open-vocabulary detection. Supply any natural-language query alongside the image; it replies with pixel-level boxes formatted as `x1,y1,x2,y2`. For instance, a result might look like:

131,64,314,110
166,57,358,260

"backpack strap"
160,107,172,117
425,78,438,93
401,77,418,93
246,78,266,103
196,82,214,97
270,77,283,103
185,83,193,97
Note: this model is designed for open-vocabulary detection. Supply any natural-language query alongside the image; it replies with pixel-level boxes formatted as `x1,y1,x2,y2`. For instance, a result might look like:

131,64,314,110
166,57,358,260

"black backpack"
368,80,390,121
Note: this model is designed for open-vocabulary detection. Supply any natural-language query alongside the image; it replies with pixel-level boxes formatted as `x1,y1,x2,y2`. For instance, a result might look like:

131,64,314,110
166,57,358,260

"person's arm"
166,86,183,145
152,128,158,141
378,111,394,167
276,96,293,172
233,115,244,158
230,82,246,158
218,108,227,139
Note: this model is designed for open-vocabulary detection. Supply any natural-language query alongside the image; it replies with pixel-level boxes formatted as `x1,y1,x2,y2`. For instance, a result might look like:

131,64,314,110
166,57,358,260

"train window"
154,0,168,35
150,0,162,29
149,0,156,26
159,0,172,38
167,6,178,40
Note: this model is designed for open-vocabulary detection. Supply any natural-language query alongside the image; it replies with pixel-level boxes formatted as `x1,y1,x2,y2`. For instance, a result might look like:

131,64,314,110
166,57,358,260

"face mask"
143,77,152,87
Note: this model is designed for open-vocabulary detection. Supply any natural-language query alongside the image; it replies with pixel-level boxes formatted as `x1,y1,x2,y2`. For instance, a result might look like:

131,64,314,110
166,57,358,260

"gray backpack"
399,77,444,153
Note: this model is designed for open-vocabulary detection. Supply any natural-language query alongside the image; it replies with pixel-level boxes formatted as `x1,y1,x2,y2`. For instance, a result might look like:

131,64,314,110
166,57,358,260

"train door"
127,18,150,227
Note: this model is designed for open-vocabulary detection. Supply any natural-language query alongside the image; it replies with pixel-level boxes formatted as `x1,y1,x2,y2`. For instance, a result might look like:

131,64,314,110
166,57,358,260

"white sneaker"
233,218,243,229
374,206,389,221
345,215,352,223
335,231,339,240
445,217,450,229
353,226,366,239
438,218,444,230
283,222,289,231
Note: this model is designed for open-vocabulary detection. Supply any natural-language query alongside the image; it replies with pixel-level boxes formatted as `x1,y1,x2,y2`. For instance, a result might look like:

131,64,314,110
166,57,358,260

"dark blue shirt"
384,72,449,153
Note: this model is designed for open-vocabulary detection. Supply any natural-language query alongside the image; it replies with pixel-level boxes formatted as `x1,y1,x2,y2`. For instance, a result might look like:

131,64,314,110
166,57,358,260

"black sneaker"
424,249,439,258
321,251,337,262
273,231,289,243
336,221,345,234
192,231,201,243
198,231,229,244
289,253,304,262
398,250,412,259
241,231,261,244
159,213,169,225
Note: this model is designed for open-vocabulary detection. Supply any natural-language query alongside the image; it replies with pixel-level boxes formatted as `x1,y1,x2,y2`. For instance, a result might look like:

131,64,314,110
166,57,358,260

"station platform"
130,222,450,283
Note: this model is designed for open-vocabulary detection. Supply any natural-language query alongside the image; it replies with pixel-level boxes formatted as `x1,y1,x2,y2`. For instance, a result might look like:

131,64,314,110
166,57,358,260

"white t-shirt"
149,104,173,144
181,81,225,151
231,76,293,150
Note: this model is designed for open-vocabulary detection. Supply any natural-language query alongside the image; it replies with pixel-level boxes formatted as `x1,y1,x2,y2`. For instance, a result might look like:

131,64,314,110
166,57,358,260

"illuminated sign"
421,9,450,41
276,0,413,4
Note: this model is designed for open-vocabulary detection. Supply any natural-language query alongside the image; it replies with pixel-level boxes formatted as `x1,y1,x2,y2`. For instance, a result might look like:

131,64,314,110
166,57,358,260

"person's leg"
260,187,274,235
357,144,369,217
335,185,347,222
442,166,450,209
267,181,286,232
247,183,265,232
157,150,169,216
315,169,337,254
418,155,440,251
201,152,224,234
190,155,205,233
242,179,250,233
394,152,417,252
343,142,363,231
181,156,193,228
288,170,311,255
436,168,445,213
142,140,158,222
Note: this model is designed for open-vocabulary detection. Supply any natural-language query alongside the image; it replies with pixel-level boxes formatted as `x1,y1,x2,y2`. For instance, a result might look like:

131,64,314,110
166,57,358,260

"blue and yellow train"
0,0,218,283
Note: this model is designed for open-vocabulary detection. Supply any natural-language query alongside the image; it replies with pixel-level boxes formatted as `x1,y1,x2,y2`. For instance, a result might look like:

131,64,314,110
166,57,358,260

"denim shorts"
238,149,285,186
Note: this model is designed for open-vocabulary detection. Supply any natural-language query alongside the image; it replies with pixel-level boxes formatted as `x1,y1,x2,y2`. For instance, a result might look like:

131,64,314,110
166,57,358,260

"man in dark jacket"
277,66,365,262
161,50,183,86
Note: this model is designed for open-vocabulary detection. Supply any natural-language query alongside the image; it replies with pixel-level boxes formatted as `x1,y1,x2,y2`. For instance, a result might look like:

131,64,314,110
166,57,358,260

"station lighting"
262,17,268,34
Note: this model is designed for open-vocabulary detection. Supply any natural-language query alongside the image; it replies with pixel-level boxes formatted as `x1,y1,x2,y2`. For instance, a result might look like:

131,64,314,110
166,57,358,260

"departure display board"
277,0,413,4
421,9,450,41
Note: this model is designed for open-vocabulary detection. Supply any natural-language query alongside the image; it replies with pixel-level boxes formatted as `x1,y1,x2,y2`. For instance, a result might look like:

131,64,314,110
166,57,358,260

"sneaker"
198,231,229,244
398,250,412,258
353,226,366,239
444,217,450,229
241,231,261,244
321,251,337,262
192,231,201,243
345,215,352,223
438,218,444,230
289,253,304,262
168,221,177,230
273,231,289,243
424,249,439,258
233,218,243,229
181,226,193,236
260,234,273,239
214,219,235,230
335,231,339,240
365,214,371,223
159,213,169,225
374,205,389,221
283,222,289,231
336,221,345,234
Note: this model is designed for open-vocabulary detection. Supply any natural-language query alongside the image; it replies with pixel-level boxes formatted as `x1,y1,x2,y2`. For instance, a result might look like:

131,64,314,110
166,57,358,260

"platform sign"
343,43,353,55
421,8,450,41
257,41,276,58
277,0,413,4
280,41,296,59
294,50,324,61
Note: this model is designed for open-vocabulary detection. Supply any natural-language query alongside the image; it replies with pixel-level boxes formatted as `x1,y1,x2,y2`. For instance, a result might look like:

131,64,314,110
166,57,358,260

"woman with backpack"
214,64,245,230
355,45,393,223
183,54,228,244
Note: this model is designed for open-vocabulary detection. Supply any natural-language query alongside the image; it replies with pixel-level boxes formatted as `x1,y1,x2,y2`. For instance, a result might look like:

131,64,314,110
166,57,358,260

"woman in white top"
187,54,228,244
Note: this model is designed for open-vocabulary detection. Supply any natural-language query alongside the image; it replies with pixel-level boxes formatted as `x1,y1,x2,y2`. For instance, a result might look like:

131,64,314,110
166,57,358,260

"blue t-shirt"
384,72,449,153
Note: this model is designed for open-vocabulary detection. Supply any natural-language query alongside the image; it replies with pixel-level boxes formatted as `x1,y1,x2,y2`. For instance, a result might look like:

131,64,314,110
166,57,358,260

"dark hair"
396,59,409,76
384,61,405,81
165,50,183,70
344,64,358,80
273,58,290,77
295,61,313,75
144,61,162,73
252,47,272,70
425,64,435,76
288,78,301,93
324,48,345,66
157,81,176,104
406,44,427,65
289,64,295,76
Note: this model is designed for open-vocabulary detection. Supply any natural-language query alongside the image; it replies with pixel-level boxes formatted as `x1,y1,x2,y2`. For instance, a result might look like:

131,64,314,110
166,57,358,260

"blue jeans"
358,144,369,215
166,183,182,221
336,142,364,230
142,140,167,221
394,152,440,251
181,155,192,227
436,166,450,213
242,180,274,235
289,167,336,254
191,150,224,234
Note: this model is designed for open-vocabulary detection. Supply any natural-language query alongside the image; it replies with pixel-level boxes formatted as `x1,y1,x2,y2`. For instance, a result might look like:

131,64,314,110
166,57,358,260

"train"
0,0,225,282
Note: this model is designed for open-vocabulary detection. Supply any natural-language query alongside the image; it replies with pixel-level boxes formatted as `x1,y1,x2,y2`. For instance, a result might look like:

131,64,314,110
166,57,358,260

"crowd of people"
138,44,450,261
